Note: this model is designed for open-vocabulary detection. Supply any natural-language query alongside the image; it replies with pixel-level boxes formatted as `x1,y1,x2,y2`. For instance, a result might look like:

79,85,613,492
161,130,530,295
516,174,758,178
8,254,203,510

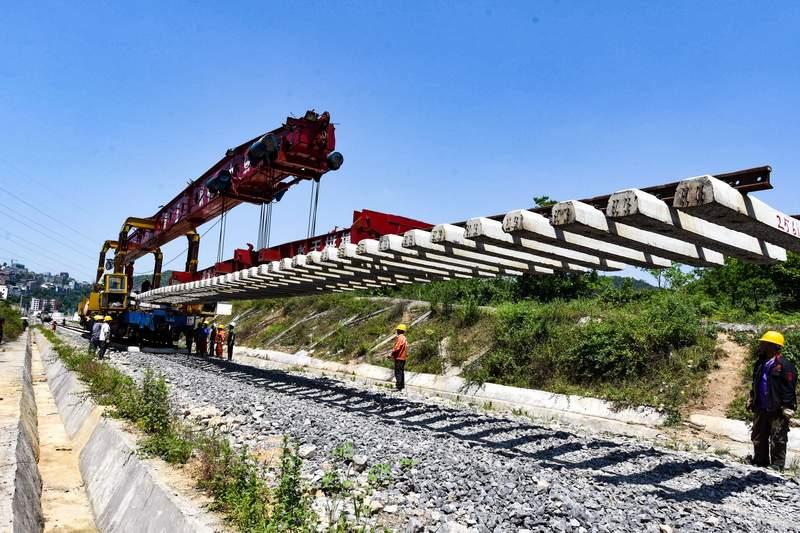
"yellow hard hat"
396,324,407,332
93,315,103,320
759,330,785,347
104,316,113,322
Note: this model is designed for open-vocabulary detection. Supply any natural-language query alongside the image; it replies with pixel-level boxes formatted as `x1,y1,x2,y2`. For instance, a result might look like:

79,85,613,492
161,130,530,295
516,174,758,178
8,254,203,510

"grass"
231,293,496,378
228,289,750,422
459,291,718,423
41,328,323,532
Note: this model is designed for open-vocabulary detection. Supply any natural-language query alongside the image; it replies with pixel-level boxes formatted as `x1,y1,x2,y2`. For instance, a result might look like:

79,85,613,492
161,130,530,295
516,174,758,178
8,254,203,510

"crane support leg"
96,240,119,286
185,231,200,274
152,248,163,289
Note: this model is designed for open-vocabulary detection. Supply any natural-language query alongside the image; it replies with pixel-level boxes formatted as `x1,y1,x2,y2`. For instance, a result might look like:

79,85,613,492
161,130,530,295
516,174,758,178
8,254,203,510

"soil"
693,332,750,417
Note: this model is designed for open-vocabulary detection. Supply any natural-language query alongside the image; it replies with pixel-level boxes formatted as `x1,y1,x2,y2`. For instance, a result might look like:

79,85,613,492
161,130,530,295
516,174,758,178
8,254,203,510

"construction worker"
207,322,217,357
97,316,112,360
226,322,236,361
748,330,797,470
185,325,194,355
215,325,226,358
194,321,207,357
391,324,409,391
90,315,103,354
0,317,4,344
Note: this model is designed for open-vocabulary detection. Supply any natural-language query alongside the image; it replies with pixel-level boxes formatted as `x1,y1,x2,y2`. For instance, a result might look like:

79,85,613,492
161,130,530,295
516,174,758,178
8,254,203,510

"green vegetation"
41,329,325,532
227,293,493,376
462,292,716,422
366,463,393,488
41,328,193,462
0,300,23,341
687,253,800,324
224,250,799,421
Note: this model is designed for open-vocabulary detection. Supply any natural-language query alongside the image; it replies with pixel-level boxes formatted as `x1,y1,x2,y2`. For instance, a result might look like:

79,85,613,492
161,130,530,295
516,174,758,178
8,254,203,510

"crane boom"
116,110,342,268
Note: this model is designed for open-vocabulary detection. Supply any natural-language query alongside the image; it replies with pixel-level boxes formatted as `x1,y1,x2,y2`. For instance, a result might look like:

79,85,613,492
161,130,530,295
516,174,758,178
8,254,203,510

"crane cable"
257,201,273,249
307,178,321,239
216,196,228,264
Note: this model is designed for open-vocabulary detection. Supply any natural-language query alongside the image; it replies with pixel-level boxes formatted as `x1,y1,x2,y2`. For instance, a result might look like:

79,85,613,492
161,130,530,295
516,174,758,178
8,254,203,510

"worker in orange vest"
391,324,408,391
215,325,226,358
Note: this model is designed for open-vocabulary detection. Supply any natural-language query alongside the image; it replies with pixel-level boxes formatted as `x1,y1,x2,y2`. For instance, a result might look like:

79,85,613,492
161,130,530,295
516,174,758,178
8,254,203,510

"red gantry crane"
84,110,344,327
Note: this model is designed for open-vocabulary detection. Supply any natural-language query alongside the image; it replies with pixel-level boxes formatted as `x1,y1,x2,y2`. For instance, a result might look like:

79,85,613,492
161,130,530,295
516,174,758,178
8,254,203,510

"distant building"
30,297,56,313
0,285,7,300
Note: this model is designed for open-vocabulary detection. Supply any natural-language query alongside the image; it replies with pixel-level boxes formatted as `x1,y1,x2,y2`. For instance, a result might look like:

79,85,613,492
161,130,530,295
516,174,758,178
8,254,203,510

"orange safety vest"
215,330,226,357
391,334,408,361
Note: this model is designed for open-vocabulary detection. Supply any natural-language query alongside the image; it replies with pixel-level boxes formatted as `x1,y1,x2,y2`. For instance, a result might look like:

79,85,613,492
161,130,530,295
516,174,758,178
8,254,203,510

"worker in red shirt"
215,325,226,358
391,324,408,391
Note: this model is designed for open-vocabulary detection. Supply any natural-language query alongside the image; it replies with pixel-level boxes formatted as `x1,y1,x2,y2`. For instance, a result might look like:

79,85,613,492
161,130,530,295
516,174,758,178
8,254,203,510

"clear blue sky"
1,1,799,282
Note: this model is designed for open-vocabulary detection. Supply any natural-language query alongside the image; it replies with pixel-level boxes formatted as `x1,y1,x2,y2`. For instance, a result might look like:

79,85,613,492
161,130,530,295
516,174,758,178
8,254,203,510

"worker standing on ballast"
207,322,217,357
90,315,103,354
97,316,112,360
391,324,409,391
215,325,226,358
194,321,207,356
227,322,236,361
748,330,797,471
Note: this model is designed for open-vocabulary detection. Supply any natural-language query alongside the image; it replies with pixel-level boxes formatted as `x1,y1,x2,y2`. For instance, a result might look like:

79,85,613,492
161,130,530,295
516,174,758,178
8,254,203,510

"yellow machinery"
81,272,128,317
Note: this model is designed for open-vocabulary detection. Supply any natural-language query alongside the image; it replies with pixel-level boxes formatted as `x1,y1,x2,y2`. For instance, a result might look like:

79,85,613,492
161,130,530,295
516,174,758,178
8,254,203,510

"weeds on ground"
332,441,355,462
41,328,323,532
367,463,392,488
41,329,192,462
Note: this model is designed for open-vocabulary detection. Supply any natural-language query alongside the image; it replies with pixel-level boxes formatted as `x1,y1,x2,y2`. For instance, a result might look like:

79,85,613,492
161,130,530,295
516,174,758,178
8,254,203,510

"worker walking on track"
391,324,409,391
226,322,236,361
215,325,226,358
97,316,112,360
748,330,797,471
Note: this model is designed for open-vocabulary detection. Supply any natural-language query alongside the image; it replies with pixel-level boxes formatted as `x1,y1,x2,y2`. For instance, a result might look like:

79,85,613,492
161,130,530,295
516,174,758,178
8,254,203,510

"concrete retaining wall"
35,332,220,533
0,331,44,533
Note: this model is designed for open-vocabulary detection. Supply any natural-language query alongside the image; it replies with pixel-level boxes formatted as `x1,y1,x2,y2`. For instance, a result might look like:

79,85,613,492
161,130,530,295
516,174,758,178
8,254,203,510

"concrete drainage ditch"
0,330,224,533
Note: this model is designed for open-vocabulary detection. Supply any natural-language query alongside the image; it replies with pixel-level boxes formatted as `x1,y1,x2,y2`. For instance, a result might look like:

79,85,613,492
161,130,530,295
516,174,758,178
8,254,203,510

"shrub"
566,318,641,381
458,297,481,327
0,301,23,341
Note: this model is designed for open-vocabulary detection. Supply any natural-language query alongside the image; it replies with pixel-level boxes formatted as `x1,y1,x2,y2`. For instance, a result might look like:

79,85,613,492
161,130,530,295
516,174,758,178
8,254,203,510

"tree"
533,195,557,208
663,263,695,290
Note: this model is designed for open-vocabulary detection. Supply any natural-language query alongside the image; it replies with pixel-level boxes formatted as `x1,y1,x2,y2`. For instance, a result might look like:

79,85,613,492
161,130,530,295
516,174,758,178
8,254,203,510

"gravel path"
60,331,800,532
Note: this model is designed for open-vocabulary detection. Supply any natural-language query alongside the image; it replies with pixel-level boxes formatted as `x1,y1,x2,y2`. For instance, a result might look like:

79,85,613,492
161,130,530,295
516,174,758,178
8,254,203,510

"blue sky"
1,1,799,282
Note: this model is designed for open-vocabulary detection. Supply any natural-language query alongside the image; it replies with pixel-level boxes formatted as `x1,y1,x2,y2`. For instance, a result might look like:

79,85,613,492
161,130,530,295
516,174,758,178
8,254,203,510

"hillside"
131,270,175,291
219,285,718,423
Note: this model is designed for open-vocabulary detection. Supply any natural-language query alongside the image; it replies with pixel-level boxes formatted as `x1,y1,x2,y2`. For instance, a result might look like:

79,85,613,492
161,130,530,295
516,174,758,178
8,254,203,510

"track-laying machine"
79,109,430,344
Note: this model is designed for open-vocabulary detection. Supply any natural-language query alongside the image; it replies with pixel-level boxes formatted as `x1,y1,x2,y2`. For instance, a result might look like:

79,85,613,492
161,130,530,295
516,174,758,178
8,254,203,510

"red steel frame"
119,111,340,269
171,209,433,282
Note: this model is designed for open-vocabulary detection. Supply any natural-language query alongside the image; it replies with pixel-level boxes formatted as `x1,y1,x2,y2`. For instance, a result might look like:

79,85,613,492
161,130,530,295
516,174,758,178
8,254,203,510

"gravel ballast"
60,331,800,532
